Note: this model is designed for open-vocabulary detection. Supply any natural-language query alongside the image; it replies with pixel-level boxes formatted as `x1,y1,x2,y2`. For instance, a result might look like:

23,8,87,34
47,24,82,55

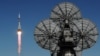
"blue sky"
0,0,100,56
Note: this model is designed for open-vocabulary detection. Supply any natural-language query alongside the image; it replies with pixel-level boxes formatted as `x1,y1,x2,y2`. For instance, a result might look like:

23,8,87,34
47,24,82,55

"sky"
0,0,100,56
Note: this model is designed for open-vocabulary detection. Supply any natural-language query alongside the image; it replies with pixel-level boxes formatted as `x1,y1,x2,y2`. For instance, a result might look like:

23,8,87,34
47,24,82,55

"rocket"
17,13,22,36
17,13,22,56
17,13,22,32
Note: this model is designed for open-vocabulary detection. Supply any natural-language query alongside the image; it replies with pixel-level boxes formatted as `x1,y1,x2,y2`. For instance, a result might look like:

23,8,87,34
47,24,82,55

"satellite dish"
50,2,81,22
34,19,60,51
73,19,99,51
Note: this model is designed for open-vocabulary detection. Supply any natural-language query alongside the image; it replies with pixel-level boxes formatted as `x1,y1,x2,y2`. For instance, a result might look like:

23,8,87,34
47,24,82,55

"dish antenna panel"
34,19,60,51
50,2,82,30
74,19,98,51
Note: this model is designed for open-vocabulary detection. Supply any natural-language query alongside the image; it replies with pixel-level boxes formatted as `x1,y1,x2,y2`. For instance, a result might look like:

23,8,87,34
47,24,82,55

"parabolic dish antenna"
34,19,60,51
50,2,81,22
74,19,98,51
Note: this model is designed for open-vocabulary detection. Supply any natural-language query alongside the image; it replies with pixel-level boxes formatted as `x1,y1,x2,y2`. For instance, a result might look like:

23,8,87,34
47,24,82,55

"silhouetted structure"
34,2,99,56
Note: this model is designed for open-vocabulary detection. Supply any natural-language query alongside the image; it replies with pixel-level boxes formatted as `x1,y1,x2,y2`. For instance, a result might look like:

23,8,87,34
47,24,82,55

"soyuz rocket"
17,13,22,56
17,13,22,32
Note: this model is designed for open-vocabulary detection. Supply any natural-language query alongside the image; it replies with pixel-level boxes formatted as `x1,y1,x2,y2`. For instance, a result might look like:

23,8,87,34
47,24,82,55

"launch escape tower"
34,2,99,56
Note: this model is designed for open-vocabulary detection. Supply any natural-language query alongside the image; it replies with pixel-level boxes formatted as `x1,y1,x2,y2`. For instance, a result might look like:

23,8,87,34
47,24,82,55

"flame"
17,31,22,56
